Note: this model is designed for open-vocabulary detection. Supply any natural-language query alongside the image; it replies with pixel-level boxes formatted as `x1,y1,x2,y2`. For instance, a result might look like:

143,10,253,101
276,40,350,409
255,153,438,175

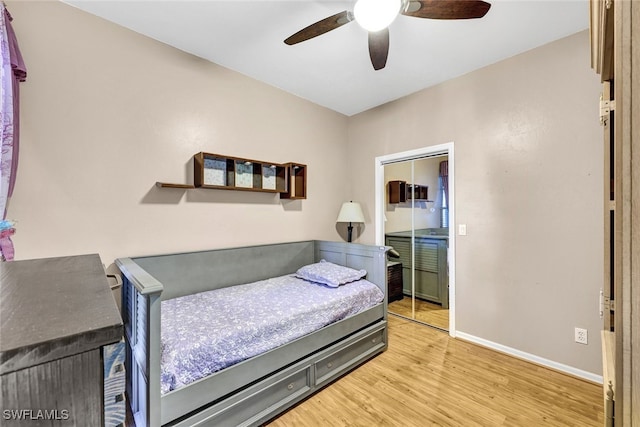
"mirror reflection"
384,156,449,330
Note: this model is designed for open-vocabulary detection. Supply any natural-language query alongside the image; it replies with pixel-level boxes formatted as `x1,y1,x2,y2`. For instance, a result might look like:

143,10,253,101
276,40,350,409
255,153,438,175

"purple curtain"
0,4,27,261
5,6,26,197
439,160,448,206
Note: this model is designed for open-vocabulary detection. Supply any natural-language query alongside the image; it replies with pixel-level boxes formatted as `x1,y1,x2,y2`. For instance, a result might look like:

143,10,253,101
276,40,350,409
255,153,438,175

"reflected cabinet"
385,233,448,309
388,180,429,203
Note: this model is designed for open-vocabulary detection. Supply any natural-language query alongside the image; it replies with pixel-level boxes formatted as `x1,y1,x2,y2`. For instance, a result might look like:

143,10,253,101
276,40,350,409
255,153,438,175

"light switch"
458,224,467,236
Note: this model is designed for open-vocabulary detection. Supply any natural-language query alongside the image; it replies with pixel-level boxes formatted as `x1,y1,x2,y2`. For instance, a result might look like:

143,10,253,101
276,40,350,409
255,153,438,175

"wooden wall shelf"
156,153,306,199
407,184,429,201
388,180,430,203
281,163,307,200
156,183,196,189
388,180,407,203
194,152,289,194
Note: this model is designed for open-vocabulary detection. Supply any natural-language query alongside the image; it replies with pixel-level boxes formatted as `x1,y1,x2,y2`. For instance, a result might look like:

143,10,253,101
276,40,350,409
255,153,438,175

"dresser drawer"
315,326,386,386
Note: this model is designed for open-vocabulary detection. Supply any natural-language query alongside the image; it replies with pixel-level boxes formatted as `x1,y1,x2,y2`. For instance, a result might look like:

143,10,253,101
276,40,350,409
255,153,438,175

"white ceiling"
63,0,589,116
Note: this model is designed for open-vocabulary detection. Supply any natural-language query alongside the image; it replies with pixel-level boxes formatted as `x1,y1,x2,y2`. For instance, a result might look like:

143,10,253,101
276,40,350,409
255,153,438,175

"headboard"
314,240,388,295
116,240,389,301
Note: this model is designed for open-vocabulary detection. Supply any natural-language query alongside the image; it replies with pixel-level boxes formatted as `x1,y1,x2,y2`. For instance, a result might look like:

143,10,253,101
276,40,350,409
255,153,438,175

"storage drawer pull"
326,362,333,369
372,338,377,343
287,382,295,391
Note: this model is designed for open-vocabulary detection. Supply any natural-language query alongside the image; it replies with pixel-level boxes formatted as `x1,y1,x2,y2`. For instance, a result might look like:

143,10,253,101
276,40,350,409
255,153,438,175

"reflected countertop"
385,229,449,240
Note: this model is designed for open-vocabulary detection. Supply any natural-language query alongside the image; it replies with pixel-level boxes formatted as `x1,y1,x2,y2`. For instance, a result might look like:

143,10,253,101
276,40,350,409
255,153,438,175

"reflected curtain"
0,4,27,261
439,160,448,205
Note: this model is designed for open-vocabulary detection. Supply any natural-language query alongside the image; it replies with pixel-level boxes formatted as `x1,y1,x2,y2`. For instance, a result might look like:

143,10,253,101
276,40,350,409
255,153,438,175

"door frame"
374,142,456,336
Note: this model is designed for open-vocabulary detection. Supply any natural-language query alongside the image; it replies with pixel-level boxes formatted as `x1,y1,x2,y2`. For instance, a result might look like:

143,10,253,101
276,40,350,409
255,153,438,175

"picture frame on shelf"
203,158,227,186
262,164,277,190
235,161,254,188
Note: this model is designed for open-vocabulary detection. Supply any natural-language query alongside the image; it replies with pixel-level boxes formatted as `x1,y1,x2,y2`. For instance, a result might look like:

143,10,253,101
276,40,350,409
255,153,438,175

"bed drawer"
315,326,386,386
176,366,312,427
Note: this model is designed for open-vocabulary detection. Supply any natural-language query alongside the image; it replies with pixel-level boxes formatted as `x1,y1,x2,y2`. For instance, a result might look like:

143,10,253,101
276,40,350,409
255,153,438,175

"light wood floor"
266,316,603,426
389,297,449,330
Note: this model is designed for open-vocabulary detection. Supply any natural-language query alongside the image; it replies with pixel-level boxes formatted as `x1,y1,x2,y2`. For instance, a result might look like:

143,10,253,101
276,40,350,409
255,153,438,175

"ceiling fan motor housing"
353,0,402,32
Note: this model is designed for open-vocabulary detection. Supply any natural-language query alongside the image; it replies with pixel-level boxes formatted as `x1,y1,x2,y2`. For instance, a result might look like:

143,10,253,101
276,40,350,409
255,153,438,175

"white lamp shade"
336,202,365,223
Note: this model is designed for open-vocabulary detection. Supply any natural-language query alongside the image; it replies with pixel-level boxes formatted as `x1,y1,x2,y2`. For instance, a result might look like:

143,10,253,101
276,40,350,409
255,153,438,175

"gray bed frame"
115,240,389,427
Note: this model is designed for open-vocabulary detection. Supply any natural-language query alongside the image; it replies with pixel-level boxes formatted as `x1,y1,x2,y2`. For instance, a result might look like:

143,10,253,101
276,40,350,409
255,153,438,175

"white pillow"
295,260,367,288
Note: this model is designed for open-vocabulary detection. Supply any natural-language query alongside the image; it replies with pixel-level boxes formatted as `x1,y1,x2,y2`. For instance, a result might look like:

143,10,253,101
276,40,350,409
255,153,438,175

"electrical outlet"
575,327,588,345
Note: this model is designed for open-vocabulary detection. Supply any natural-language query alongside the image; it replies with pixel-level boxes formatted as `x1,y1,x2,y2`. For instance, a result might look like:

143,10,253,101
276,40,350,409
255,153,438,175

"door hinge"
600,290,615,317
600,99,616,125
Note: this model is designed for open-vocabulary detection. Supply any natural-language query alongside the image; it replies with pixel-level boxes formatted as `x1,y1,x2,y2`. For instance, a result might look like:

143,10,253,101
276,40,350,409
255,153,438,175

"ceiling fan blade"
368,28,389,71
284,11,354,45
402,0,491,20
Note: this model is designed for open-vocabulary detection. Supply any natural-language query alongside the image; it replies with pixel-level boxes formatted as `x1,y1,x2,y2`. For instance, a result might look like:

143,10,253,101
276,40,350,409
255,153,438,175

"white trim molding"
456,331,603,385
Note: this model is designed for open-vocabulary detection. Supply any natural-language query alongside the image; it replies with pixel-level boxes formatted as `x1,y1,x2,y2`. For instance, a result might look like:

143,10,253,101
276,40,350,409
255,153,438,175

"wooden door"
590,0,640,423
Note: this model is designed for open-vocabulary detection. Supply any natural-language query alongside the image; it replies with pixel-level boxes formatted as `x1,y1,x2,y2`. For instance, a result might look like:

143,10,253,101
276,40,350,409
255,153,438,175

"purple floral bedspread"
160,274,384,394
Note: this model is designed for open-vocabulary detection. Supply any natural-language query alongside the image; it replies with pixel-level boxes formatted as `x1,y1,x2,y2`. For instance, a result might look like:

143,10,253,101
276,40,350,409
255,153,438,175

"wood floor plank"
266,315,603,426
389,297,449,330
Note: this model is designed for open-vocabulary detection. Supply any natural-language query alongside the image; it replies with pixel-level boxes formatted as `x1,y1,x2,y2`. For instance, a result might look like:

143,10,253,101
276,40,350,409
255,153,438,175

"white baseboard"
455,331,603,384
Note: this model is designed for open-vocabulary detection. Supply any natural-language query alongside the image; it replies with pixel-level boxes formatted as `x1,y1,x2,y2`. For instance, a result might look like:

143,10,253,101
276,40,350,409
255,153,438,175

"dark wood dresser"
0,254,123,426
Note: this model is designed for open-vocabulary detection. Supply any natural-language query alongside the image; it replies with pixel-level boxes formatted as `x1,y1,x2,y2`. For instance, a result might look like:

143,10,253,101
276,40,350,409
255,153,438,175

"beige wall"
8,2,604,377
7,1,350,266
348,31,604,375
384,156,445,232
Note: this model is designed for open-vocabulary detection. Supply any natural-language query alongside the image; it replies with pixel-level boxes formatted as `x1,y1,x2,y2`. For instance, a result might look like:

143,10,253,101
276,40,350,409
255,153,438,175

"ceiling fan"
284,0,491,70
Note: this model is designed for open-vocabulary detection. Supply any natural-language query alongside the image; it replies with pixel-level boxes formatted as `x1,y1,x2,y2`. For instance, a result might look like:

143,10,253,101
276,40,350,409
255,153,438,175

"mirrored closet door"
384,156,449,330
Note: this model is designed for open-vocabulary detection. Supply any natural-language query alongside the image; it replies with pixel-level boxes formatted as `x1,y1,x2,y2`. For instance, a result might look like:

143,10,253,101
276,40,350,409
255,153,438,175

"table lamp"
336,201,365,242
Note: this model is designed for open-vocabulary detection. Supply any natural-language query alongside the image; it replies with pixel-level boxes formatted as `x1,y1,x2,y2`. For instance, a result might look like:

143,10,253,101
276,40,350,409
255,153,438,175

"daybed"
116,240,389,426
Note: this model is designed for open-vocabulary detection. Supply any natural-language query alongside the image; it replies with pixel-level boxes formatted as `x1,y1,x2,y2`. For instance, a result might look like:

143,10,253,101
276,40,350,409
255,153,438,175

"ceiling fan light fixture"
354,0,401,32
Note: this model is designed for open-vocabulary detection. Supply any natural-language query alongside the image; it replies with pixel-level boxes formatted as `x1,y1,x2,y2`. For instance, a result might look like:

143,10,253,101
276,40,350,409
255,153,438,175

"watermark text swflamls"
2,409,70,421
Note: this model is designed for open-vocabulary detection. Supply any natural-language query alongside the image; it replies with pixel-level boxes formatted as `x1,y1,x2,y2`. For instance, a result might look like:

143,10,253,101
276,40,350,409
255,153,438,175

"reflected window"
440,177,449,228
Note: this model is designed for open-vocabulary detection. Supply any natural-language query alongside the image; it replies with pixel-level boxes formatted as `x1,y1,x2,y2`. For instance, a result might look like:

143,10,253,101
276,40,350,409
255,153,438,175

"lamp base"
347,223,353,243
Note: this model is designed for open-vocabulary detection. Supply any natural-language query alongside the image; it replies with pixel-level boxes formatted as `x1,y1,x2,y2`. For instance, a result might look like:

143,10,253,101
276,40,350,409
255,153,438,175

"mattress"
160,274,384,394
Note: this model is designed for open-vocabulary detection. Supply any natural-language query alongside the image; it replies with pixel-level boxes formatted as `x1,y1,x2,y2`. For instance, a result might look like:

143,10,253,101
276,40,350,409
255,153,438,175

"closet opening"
374,143,455,335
